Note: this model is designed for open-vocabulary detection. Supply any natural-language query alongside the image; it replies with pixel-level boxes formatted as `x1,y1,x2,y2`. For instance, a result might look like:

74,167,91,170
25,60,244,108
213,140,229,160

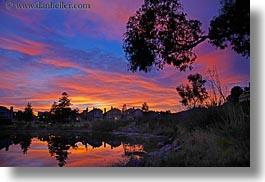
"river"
0,131,164,167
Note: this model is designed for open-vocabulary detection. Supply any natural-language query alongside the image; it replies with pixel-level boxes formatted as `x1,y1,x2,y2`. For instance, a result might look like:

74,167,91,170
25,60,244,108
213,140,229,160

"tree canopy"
50,92,73,122
123,0,249,73
142,102,149,112
209,0,250,57
123,0,205,72
176,73,208,109
23,103,33,122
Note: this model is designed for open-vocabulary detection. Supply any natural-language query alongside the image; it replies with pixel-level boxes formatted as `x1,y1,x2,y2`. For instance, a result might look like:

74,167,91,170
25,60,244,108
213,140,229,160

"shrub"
143,102,250,167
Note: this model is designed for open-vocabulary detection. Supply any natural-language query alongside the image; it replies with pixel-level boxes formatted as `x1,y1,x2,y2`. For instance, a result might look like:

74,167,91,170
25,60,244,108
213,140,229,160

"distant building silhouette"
132,109,144,119
105,108,122,121
88,108,103,121
87,141,102,149
0,106,13,124
123,108,144,120
106,140,121,149
122,108,135,120
38,111,51,121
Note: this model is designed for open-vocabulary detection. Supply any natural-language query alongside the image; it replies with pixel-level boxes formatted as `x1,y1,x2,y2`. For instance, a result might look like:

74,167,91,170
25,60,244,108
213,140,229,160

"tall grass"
140,102,250,167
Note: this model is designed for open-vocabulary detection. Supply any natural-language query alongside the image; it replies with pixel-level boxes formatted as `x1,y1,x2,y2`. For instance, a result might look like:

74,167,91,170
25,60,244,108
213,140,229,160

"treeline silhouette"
0,132,149,167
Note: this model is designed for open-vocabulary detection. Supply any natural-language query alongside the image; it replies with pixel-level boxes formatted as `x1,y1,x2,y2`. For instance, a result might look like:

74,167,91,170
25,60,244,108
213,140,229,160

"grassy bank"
114,102,250,167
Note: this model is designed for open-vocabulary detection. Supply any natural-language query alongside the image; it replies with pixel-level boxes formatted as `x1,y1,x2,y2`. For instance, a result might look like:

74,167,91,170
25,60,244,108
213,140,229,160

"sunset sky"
0,0,250,113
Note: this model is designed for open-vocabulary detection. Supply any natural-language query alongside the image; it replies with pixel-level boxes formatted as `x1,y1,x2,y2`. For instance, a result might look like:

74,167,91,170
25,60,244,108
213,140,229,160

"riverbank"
115,102,250,167
1,102,250,167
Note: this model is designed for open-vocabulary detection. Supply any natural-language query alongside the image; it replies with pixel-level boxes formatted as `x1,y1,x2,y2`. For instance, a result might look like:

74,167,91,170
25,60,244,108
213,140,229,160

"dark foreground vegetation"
112,102,250,167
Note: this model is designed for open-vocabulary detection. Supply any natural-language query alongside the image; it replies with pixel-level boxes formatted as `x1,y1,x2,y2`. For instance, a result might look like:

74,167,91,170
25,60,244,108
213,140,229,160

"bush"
143,102,250,167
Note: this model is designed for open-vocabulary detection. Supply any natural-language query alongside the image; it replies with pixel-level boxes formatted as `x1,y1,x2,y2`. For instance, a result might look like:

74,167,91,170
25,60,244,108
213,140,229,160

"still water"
0,131,162,167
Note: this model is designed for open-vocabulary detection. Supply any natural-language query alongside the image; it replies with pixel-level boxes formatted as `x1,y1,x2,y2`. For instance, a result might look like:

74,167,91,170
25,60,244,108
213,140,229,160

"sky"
0,0,250,113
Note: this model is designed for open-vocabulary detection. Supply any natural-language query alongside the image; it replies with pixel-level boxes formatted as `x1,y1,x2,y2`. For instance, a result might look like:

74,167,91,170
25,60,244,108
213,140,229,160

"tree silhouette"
50,101,58,121
23,103,33,121
176,73,208,109
142,102,149,112
209,0,249,57
123,0,249,72
48,136,70,167
122,104,127,113
50,92,72,122
19,135,32,154
123,0,205,72
58,92,71,108
227,86,243,104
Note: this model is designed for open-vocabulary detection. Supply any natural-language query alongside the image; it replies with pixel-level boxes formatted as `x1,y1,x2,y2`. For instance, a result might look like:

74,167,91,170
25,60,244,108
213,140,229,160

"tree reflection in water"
0,132,160,167
48,136,70,167
10,134,32,154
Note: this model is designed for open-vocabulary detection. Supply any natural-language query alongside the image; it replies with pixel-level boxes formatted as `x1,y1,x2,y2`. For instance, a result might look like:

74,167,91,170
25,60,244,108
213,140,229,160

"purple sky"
0,0,250,112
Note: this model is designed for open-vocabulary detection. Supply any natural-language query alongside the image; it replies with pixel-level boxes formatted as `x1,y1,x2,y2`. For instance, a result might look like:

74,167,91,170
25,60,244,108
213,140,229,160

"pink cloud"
26,58,180,112
0,36,49,56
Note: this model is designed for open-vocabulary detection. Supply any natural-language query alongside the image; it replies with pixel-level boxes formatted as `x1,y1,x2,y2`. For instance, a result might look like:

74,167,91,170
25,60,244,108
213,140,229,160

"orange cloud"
0,0,249,115
0,36,49,56
1,49,248,113
18,58,180,112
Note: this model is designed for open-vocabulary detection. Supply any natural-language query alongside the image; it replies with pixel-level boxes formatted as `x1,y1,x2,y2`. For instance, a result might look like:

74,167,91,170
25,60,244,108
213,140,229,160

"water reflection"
0,132,161,167
0,134,32,154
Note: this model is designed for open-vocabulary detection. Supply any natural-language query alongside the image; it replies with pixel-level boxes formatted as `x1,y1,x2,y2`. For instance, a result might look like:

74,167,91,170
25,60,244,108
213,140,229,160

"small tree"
23,103,33,121
122,104,127,113
176,73,208,109
50,102,58,116
142,102,149,112
50,92,72,122
58,92,71,108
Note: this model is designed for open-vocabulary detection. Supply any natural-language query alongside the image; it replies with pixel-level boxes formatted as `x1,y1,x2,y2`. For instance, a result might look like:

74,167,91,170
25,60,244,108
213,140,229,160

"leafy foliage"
176,73,208,109
122,104,127,113
123,0,206,72
50,92,73,122
142,102,149,112
123,0,249,72
23,103,33,122
209,0,250,57
48,136,70,167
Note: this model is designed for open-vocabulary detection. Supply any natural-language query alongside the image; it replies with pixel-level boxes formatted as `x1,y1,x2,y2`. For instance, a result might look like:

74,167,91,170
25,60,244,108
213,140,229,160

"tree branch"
182,35,209,51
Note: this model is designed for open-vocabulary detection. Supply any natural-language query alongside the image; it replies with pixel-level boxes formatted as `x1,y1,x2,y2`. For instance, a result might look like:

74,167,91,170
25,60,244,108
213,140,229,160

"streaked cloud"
0,0,249,113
